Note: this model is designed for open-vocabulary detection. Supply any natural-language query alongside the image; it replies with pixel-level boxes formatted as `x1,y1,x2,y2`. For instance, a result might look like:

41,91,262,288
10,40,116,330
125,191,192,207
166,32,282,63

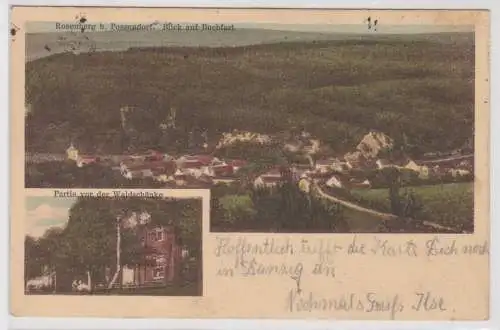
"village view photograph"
24,195,202,295
25,22,475,234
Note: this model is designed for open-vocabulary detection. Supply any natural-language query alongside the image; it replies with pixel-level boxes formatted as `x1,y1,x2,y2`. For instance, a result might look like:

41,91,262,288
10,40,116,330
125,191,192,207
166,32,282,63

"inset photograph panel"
24,194,202,296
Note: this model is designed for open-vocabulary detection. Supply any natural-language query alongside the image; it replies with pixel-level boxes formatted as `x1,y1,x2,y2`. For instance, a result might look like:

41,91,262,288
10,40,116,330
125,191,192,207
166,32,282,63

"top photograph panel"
24,20,475,234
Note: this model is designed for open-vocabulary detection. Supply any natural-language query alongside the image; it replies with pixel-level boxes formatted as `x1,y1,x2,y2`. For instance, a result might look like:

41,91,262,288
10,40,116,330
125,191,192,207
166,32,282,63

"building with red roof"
121,225,182,286
121,161,176,180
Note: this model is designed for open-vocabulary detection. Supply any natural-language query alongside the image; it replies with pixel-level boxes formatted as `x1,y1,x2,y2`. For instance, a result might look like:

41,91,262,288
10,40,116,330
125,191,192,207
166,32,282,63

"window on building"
153,256,166,279
153,267,165,279
148,229,165,242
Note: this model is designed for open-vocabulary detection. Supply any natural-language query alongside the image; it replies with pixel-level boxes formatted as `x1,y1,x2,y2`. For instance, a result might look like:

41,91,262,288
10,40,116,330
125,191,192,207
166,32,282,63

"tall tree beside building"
378,167,403,216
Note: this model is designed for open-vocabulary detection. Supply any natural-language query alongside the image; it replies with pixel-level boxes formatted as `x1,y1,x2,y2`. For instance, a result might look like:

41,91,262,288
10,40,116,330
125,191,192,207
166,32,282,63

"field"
351,182,474,231
341,208,384,233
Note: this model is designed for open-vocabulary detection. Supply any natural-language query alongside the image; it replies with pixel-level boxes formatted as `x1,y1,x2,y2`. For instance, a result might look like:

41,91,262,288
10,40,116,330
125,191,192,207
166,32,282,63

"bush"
211,181,348,232
25,161,164,188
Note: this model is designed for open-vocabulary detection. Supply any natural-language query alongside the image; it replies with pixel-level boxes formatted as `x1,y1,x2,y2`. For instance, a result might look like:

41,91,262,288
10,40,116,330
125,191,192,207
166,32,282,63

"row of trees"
25,161,166,188
25,197,202,293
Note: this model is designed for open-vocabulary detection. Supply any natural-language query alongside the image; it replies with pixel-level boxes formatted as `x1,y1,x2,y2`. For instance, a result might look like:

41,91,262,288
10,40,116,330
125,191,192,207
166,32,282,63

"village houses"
66,143,100,168
253,168,283,188
63,128,472,191
216,130,273,149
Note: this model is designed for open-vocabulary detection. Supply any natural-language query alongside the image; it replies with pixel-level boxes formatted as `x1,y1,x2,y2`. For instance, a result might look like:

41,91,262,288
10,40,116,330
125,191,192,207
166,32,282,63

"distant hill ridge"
26,29,473,62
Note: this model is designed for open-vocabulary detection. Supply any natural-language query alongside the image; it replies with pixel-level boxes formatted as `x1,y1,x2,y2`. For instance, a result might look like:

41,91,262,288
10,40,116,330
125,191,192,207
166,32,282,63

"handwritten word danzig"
239,258,303,281
215,237,302,290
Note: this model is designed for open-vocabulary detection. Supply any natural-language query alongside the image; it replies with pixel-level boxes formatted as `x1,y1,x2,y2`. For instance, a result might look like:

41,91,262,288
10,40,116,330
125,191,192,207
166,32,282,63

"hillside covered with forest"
25,32,475,156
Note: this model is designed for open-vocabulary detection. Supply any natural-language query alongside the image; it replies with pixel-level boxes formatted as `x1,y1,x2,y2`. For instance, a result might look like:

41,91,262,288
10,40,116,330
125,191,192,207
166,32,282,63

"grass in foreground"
351,182,474,231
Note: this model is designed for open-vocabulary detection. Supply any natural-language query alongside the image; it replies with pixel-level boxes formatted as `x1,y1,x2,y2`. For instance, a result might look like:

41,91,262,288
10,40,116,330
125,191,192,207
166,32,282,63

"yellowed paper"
11,7,490,320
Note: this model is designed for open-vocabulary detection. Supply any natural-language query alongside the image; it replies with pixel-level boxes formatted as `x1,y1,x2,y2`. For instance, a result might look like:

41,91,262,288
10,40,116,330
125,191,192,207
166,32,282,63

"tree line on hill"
25,161,166,188
26,36,474,157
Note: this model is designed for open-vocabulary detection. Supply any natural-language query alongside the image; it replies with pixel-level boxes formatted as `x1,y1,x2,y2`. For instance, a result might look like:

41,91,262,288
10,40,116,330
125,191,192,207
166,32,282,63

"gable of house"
254,175,281,187
66,144,79,161
298,178,310,193
326,175,344,188
315,159,333,168
228,159,247,169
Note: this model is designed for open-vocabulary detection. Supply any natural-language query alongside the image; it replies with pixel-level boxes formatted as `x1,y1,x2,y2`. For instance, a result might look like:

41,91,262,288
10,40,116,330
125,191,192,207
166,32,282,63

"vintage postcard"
11,7,490,320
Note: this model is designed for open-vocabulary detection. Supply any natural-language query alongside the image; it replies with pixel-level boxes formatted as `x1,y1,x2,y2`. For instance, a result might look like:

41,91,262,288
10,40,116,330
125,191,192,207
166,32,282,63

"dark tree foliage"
26,35,474,156
210,173,348,233
214,141,287,166
25,161,165,188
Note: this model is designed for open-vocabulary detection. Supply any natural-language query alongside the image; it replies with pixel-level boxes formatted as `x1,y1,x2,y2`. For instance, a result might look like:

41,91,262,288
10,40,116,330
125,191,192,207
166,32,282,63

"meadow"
350,182,474,232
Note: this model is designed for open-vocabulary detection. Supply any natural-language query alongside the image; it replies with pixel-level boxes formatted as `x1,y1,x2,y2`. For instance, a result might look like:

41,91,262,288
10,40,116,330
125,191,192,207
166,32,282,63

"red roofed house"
173,169,188,186
253,168,282,188
203,164,234,177
193,155,214,164
227,159,248,172
144,150,166,162
210,165,238,185
121,164,154,180
151,162,177,182
180,161,204,170
120,158,143,170
76,155,100,168
315,159,334,173
121,225,183,287
178,155,217,168
66,142,101,168
122,161,176,180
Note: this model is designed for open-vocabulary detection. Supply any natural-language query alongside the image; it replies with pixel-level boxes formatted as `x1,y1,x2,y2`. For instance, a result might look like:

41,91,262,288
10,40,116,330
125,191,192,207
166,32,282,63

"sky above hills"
27,21,473,34
25,197,75,238
25,22,474,62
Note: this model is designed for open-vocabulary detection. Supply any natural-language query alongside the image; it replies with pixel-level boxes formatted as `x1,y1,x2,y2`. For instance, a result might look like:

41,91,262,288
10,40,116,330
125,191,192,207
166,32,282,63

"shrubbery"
210,180,349,233
25,161,165,188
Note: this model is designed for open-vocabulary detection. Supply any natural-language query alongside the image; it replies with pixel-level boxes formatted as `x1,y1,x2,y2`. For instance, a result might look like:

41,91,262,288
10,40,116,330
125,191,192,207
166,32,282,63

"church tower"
66,142,79,161
167,107,176,128
120,106,130,131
